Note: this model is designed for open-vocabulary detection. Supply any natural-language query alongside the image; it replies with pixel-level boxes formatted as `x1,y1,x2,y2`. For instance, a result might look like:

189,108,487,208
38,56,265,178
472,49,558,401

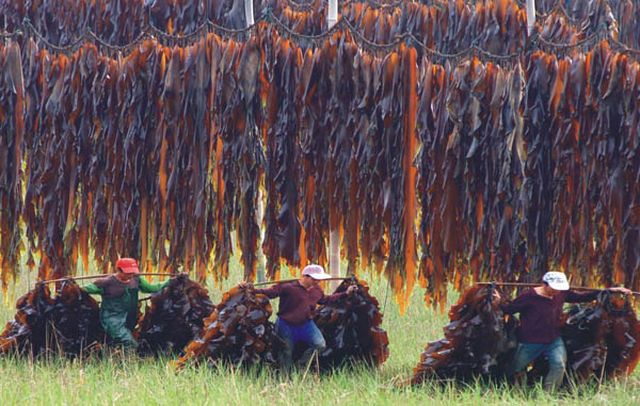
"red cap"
116,258,140,274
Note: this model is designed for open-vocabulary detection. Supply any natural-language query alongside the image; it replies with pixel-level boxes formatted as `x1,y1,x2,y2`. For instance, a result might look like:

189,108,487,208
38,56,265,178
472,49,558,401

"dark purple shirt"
255,281,346,326
503,288,599,344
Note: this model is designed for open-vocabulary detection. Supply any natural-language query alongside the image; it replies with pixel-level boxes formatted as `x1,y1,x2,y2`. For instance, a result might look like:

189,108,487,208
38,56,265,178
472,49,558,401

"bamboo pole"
476,281,640,296
253,277,351,287
38,273,175,285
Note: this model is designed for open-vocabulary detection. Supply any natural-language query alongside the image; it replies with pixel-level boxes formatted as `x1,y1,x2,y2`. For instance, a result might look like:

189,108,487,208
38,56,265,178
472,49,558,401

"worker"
84,258,171,350
242,264,357,371
499,271,631,391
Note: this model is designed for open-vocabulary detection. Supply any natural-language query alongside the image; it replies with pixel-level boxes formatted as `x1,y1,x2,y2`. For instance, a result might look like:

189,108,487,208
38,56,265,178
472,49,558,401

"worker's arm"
564,290,600,303
318,291,347,305
253,283,282,299
83,283,103,295
501,293,530,315
318,285,357,305
139,277,170,293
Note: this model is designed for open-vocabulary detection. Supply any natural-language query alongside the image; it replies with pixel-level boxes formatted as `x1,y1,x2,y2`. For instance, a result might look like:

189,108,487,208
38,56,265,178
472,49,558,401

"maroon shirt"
255,281,347,326
503,288,599,344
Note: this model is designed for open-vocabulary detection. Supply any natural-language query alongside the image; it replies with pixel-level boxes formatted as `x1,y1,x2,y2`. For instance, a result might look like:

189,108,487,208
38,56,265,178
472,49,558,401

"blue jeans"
510,337,567,391
275,318,326,370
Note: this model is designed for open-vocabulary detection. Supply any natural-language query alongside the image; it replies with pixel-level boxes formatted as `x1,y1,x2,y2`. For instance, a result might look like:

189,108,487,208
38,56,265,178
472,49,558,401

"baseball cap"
301,264,332,280
542,271,569,291
116,258,140,274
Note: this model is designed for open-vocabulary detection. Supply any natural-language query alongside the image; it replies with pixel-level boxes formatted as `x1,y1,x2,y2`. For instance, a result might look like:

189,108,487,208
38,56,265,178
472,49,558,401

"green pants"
101,309,138,349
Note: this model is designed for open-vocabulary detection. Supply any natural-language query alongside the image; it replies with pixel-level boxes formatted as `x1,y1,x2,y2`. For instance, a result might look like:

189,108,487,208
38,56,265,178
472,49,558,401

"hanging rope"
2,3,640,64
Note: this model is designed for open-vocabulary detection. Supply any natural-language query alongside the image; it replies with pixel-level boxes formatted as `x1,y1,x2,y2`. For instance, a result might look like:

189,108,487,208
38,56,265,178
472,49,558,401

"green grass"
1,265,639,405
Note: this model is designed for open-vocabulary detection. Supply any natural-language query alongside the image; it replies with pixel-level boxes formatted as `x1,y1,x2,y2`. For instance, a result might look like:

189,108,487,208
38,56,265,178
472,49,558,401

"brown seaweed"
136,275,214,356
411,285,517,384
173,285,281,369
313,278,390,369
530,290,640,383
0,0,639,310
412,285,640,386
0,281,103,356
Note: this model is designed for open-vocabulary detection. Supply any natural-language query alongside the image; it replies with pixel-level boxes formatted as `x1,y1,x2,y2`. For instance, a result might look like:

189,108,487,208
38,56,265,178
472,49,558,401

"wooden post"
327,0,338,29
256,188,266,282
244,0,255,27
526,0,536,36
329,229,340,290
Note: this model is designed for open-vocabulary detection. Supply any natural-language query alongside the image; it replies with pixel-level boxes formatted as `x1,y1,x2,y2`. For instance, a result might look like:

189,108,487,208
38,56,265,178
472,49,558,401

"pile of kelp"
532,291,640,382
314,278,389,369
174,279,389,371
1,0,640,312
412,285,640,386
411,285,517,384
136,275,215,356
0,281,103,356
173,285,281,369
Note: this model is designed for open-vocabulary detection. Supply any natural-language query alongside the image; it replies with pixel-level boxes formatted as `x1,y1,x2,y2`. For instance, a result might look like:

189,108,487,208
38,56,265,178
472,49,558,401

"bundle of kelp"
136,275,214,356
312,278,389,369
173,285,280,369
411,285,517,384
412,285,640,386
0,281,103,356
529,291,640,383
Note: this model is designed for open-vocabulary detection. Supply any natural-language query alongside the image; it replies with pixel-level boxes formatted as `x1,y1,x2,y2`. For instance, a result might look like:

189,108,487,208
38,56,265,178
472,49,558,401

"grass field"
0,264,638,405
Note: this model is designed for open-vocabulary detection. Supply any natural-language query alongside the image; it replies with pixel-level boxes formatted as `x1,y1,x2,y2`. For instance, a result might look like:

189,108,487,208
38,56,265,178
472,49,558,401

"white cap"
301,264,332,280
542,272,570,291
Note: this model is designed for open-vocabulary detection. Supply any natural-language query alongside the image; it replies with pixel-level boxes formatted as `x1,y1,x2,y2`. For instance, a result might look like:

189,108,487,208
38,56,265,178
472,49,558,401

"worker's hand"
609,286,632,295
239,281,254,290
346,285,358,295
492,290,502,302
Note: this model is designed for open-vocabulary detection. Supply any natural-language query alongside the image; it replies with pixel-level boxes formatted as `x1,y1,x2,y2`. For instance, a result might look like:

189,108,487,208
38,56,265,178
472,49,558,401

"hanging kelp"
314,278,389,369
136,275,214,356
0,281,103,356
262,35,304,278
0,0,640,309
219,36,264,281
0,41,25,289
416,60,453,310
173,285,281,369
411,285,516,384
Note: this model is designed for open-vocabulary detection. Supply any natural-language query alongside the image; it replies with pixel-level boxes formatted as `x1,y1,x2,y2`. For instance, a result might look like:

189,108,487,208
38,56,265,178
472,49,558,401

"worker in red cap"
242,264,357,371
84,258,171,349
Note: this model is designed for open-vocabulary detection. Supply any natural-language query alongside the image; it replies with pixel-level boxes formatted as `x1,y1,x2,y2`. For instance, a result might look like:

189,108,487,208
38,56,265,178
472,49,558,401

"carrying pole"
477,281,640,296
253,277,350,287
38,273,175,285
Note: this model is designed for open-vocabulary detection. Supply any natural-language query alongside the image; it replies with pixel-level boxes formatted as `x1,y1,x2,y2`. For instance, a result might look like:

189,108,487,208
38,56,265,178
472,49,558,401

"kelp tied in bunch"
137,275,214,356
529,291,640,382
313,278,389,369
411,284,517,384
173,285,280,369
0,281,103,356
